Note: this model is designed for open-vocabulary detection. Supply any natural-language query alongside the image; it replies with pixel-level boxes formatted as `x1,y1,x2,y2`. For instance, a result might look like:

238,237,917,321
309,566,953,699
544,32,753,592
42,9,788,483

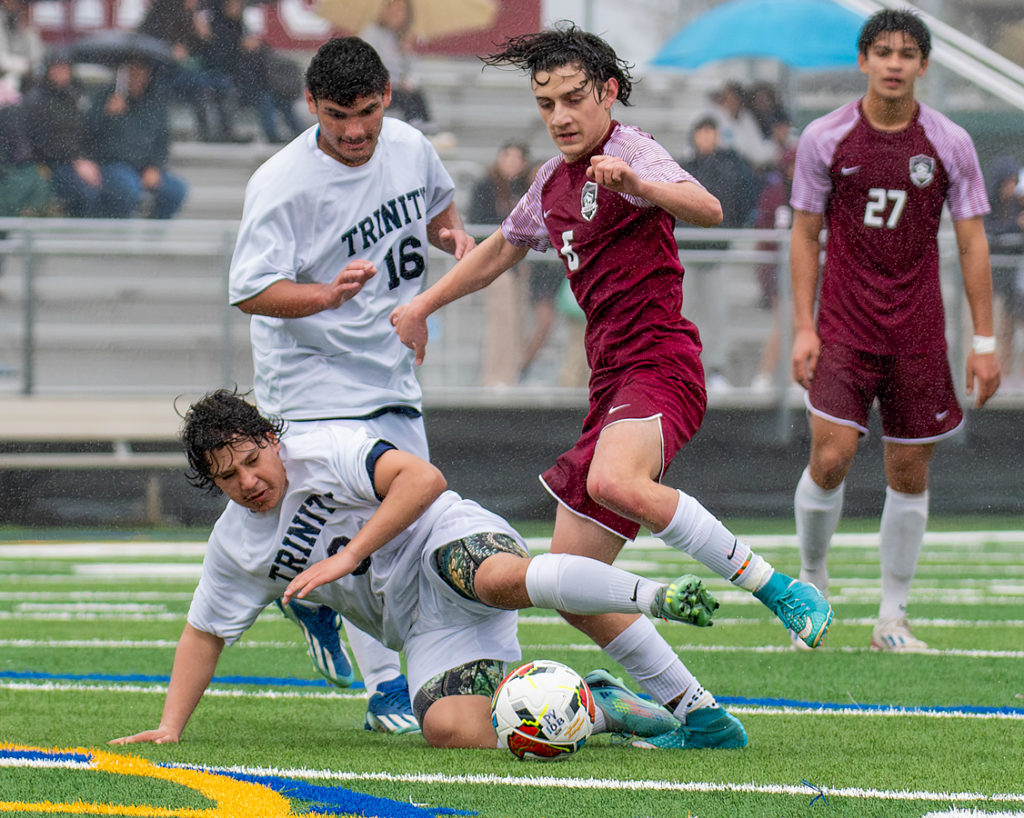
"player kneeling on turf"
110,389,737,750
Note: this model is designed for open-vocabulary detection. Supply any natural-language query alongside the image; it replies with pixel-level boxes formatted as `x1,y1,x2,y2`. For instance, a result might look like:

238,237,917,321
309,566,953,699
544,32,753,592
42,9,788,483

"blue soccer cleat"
364,674,420,734
631,706,748,750
583,669,679,737
754,571,834,648
275,598,355,687
651,574,718,626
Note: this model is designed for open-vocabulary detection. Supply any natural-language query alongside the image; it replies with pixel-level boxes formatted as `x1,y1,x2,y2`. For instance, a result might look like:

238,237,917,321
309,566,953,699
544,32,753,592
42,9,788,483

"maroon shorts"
807,342,963,442
540,365,707,540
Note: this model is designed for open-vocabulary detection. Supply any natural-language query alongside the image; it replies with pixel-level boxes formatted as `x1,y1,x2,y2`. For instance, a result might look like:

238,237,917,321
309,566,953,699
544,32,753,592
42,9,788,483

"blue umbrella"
651,0,867,71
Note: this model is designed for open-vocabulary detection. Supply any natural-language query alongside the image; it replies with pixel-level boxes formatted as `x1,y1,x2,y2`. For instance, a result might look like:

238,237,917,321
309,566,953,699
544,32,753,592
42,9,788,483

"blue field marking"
187,767,476,817
719,694,1024,717
0,669,365,689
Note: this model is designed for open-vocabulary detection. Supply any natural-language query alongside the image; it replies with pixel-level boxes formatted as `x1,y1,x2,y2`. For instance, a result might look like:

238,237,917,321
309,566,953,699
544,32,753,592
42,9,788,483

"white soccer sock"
602,617,713,718
652,489,772,591
878,486,929,622
342,620,401,696
794,467,845,594
524,553,662,616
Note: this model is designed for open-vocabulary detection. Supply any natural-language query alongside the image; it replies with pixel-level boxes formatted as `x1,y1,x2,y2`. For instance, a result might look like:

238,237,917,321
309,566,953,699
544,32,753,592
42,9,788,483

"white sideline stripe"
0,639,297,648
162,762,1024,804
1,531,1023,559
0,637,1019,659
518,643,1024,659
3,754,1022,806
0,591,194,601
3,680,1021,721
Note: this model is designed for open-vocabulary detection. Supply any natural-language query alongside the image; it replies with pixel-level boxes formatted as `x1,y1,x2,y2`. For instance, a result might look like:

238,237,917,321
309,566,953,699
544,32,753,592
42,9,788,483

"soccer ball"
490,659,596,761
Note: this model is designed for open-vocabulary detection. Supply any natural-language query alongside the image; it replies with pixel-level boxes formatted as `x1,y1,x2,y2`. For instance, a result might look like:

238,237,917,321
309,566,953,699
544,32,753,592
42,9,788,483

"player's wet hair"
482,21,634,107
305,36,390,106
180,388,285,491
858,9,931,59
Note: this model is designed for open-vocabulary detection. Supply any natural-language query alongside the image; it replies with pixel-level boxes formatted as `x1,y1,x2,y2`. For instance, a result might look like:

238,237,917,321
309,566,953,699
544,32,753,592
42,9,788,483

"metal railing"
0,217,996,432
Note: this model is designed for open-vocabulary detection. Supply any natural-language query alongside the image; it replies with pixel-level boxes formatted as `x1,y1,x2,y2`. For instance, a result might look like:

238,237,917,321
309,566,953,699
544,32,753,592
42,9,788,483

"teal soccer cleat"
275,598,355,687
651,573,718,626
631,706,748,750
583,669,679,737
754,571,834,648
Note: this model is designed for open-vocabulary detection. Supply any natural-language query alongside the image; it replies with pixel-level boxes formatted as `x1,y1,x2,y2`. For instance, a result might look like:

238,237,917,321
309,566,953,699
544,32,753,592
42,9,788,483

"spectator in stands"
360,0,434,133
683,116,761,391
702,81,777,170
0,0,42,101
0,95,52,216
22,53,102,217
747,81,789,141
750,146,798,392
202,0,302,143
985,155,1024,389
137,0,248,143
469,141,532,386
84,58,188,218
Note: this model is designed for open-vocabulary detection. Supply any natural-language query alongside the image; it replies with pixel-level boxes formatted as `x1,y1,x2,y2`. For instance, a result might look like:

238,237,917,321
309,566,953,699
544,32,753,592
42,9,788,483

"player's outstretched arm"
790,210,824,389
282,450,448,603
954,216,1001,407
391,229,529,364
234,261,377,319
427,201,476,260
109,624,224,745
587,155,722,227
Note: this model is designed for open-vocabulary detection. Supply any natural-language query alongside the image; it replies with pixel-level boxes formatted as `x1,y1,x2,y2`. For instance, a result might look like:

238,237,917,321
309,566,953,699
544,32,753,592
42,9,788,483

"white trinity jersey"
229,118,456,420
187,425,522,695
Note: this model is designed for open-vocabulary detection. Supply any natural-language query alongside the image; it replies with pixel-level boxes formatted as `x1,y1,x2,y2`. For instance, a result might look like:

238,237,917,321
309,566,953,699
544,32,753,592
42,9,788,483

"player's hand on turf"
323,261,376,310
966,350,1000,407
390,300,429,365
791,328,821,389
109,726,180,745
438,227,476,260
587,155,641,196
282,552,360,604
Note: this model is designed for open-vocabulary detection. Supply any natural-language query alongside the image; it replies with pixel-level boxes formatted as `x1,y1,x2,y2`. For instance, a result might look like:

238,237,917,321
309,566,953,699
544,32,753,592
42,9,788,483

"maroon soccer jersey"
502,122,704,384
791,100,989,355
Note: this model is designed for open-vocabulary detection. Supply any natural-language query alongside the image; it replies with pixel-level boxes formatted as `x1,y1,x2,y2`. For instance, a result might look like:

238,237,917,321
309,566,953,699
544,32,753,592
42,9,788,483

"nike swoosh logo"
727,538,738,560
608,404,631,415
841,166,861,176
629,580,640,602
543,208,553,218
935,410,950,421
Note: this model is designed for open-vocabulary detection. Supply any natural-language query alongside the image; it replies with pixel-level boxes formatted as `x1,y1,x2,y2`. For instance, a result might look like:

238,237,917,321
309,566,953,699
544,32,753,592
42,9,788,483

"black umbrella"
67,30,177,68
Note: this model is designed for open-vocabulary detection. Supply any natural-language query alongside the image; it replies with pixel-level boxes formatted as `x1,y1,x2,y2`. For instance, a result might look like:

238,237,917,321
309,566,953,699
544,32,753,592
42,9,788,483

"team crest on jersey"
909,154,935,188
580,181,599,221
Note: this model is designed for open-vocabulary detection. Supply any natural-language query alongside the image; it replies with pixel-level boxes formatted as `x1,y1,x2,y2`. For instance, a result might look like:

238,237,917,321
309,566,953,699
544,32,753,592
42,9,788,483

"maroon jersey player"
789,9,1000,653
392,23,833,751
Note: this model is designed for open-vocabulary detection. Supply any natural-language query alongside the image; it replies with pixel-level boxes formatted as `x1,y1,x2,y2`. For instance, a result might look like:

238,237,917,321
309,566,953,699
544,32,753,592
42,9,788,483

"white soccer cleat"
870,617,928,653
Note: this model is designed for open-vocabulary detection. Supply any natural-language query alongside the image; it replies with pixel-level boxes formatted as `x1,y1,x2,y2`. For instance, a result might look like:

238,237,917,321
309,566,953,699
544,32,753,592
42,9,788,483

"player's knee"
473,554,530,609
810,449,854,489
586,466,638,515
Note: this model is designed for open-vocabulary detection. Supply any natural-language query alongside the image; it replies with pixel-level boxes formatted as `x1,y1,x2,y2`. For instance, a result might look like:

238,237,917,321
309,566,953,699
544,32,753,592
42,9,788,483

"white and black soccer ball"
490,659,596,761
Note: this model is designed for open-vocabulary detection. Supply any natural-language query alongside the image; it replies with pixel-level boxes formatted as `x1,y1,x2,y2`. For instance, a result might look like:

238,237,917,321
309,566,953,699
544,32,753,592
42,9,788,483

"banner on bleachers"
31,0,541,53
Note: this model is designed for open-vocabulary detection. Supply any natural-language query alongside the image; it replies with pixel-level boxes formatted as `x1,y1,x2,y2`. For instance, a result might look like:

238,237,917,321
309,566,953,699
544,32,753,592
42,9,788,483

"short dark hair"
481,21,634,107
305,37,389,106
180,388,284,491
858,9,931,59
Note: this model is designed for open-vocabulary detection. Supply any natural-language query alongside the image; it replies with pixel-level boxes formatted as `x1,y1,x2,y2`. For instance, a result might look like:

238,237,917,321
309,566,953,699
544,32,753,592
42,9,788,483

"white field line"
1,531,1023,560
2,636,1021,660
160,762,1024,804
3,679,1023,721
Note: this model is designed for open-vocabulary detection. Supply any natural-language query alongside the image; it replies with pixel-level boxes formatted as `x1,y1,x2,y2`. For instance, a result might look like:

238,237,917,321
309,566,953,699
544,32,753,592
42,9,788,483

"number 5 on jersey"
560,230,579,271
